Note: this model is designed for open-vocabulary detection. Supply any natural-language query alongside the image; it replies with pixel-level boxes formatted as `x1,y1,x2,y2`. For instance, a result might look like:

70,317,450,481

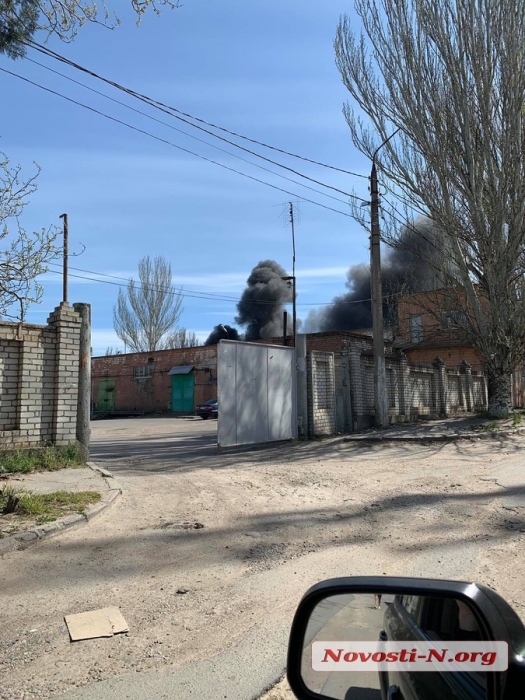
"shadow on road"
90,416,525,475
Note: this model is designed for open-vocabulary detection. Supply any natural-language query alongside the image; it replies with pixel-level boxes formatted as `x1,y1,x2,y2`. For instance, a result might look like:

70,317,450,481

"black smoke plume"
204,324,241,345
305,217,447,332
235,260,293,341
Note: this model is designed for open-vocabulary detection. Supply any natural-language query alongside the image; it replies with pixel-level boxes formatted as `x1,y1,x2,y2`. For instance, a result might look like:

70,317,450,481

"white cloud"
91,329,125,357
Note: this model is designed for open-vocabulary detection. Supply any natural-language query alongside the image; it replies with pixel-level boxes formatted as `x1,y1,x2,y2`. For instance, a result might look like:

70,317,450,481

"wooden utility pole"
73,303,91,459
59,213,68,303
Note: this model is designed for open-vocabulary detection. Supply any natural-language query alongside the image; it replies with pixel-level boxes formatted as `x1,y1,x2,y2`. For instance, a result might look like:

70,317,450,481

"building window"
441,311,467,330
409,314,423,343
133,364,154,379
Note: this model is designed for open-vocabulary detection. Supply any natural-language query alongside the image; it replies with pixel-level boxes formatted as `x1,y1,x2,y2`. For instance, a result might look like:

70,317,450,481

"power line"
24,56,351,207
50,263,243,303
0,65,354,218
28,40,369,181
45,262,403,307
26,42,361,201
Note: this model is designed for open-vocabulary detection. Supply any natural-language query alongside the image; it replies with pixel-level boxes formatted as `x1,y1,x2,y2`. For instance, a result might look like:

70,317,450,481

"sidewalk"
0,463,122,553
344,414,525,442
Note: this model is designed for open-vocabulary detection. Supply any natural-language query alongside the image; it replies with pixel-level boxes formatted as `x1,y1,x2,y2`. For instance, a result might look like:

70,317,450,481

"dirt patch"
1,428,524,699
259,675,295,700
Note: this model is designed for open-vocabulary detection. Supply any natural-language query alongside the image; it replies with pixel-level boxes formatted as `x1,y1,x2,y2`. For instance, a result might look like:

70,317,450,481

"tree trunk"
487,370,513,417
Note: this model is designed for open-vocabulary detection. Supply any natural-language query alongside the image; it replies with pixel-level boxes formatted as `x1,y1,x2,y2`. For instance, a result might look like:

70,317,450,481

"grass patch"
474,421,501,432
0,442,85,476
512,412,522,427
475,410,513,420
0,485,101,526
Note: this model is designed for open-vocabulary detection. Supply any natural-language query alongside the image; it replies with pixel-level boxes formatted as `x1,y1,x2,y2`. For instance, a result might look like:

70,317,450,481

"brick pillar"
347,349,362,432
306,352,314,438
48,303,82,446
396,350,410,418
459,360,473,411
432,356,447,417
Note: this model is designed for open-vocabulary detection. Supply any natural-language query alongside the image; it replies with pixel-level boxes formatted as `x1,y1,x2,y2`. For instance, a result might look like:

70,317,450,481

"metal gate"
217,340,297,448
96,379,115,413
171,374,195,412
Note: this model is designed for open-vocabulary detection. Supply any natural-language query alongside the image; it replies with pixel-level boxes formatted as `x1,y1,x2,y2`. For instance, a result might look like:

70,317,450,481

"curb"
0,462,122,554
343,426,525,444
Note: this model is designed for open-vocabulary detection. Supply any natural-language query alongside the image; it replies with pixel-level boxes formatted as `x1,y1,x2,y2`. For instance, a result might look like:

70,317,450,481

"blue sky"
1,1,372,355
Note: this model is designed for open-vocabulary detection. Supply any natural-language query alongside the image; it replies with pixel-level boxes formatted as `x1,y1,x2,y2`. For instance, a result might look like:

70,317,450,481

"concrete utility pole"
289,203,297,348
74,303,91,459
370,163,388,428
59,213,68,304
370,129,400,428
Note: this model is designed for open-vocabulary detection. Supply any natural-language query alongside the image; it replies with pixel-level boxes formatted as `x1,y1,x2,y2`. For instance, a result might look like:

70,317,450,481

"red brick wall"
254,331,374,353
92,345,218,413
404,345,483,372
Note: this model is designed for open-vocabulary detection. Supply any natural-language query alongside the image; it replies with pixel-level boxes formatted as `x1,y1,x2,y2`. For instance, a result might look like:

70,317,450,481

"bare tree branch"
335,0,525,415
113,255,185,352
0,153,62,320
0,0,180,57
164,328,200,348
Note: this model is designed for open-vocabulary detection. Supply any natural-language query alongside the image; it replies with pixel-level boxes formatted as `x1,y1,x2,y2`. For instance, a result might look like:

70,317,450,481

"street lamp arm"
372,127,402,164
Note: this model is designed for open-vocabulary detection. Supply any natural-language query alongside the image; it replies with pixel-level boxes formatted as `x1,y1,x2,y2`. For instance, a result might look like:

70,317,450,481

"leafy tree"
0,153,62,320
335,0,525,416
113,255,185,352
0,0,179,58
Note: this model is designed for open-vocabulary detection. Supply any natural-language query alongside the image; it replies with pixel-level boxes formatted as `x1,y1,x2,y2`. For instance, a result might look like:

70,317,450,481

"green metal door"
171,374,194,412
97,379,115,413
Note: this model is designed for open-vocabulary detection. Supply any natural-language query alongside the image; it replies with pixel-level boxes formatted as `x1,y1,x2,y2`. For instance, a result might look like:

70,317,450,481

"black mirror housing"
287,576,525,700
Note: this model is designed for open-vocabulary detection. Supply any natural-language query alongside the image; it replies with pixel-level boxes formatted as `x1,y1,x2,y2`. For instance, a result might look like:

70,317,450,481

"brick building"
395,289,525,407
395,289,483,370
91,345,218,415
91,332,377,418
91,326,492,425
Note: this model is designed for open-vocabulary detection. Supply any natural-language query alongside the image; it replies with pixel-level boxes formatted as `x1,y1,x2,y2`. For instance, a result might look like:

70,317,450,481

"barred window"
133,364,154,379
441,311,467,329
409,314,423,343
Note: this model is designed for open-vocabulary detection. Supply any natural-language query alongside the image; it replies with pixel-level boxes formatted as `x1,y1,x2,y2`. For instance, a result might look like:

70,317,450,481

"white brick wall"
0,303,81,448
307,351,336,436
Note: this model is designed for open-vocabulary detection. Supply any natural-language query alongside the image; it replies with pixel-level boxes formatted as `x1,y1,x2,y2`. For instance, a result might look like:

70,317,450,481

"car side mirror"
287,577,525,700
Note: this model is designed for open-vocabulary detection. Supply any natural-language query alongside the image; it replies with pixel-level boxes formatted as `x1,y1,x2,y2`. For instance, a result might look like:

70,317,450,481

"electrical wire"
0,65,355,218
28,40,369,181
26,42,361,200
45,262,403,307
24,56,352,207
50,263,244,303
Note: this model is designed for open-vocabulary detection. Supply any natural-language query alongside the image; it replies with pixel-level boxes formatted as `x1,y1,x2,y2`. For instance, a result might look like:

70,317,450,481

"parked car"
195,399,218,419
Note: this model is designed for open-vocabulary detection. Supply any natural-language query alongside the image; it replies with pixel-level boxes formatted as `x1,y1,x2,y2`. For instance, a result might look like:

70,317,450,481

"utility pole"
370,163,388,428
73,303,91,460
59,213,68,304
289,202,297,348
370,129,400,428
